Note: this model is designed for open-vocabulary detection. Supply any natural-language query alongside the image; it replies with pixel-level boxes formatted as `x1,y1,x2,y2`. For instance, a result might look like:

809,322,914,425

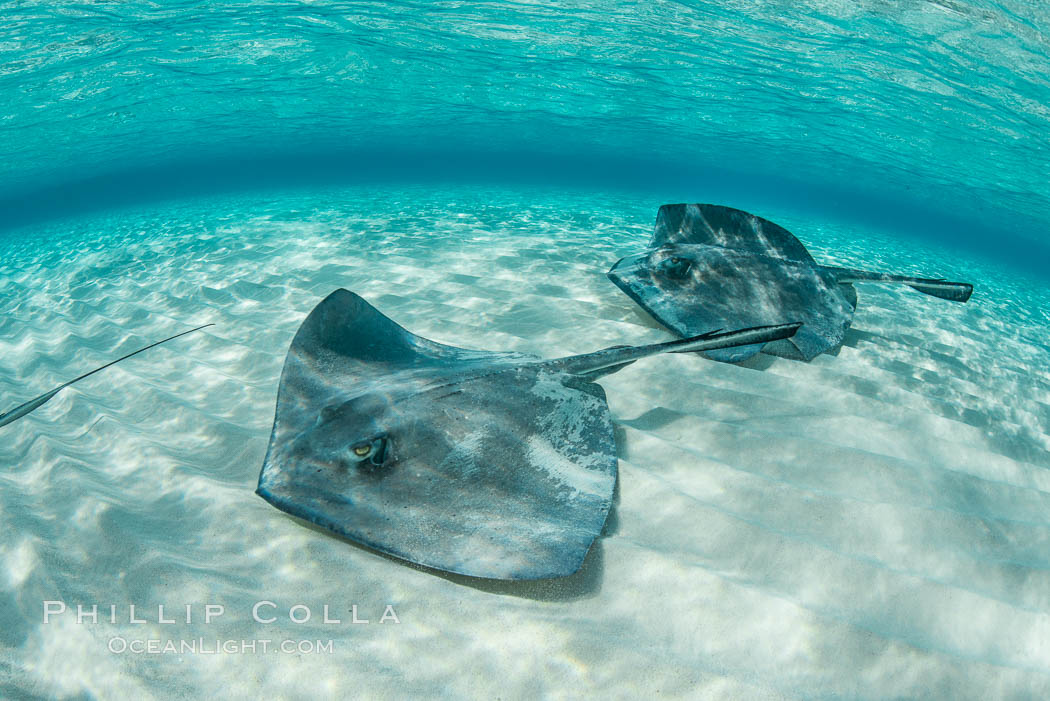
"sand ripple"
1,185,1049,699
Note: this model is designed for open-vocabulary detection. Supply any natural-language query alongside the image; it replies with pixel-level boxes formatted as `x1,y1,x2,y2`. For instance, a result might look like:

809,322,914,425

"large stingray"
257,289,801,580
608,203,973,362
0,324,213,429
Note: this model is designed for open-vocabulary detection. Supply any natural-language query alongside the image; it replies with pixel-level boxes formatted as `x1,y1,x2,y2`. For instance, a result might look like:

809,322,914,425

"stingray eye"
349,435,389,468
658,255,692,279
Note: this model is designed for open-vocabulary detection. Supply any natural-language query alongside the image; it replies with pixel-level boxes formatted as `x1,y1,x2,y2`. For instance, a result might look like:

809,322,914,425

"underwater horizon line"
0,144,1047,279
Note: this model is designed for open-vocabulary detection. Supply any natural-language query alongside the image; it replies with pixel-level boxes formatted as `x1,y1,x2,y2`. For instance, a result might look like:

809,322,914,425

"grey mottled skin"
256,289,800,580
608,204,973,363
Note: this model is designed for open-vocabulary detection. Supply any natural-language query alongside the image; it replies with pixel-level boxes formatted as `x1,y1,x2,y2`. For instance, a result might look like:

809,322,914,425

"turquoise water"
3,2,1050,699
2,1,1049,272
1,186,1048,698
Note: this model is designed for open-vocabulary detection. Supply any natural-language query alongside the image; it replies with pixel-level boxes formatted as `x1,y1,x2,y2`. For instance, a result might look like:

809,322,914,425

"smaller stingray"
0,324,214,429
257,289,801,580
608,203,973,362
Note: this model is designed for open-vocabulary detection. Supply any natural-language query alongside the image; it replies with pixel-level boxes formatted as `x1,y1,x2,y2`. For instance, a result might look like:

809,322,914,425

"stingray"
256,289,801,580
0,324,213,429
608,203,973,363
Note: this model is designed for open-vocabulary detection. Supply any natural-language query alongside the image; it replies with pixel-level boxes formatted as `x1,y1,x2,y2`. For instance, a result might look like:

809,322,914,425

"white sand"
1,184,1049,699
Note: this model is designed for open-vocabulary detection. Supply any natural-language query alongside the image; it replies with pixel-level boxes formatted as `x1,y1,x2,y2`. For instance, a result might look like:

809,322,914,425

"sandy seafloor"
1,184,1049,699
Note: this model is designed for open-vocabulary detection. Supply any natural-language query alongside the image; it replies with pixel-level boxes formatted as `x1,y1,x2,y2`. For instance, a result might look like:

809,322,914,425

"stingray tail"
821,265,973,302
555,322,802,378
0,323,214,429
0,389,63,429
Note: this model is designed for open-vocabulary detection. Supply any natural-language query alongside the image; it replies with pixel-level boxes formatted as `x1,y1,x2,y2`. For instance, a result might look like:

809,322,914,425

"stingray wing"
609,245,853,361
267,289,529,448
652,203,816,264
278,288,525,396
258,289,616,580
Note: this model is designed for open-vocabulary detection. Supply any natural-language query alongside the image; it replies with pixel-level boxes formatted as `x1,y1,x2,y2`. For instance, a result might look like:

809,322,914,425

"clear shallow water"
1,1,1049,271
2,1,1050,698
1,185,1050,698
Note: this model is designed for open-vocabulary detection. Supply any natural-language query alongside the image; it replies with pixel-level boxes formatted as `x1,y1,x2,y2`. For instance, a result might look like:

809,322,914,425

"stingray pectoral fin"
553,322,802,377
0,389,62,429
822,265,973,302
